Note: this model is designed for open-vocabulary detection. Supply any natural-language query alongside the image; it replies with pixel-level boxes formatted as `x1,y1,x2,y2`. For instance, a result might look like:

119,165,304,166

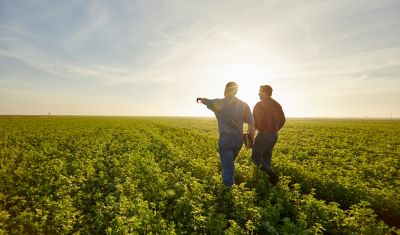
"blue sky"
0,0,399,117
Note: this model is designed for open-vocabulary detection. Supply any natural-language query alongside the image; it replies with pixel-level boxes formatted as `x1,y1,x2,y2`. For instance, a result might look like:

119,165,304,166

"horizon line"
1,114,399,120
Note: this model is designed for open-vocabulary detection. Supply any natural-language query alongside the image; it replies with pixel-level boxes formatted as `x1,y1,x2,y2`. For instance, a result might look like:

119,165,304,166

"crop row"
0,117,398,234
273,120,400,227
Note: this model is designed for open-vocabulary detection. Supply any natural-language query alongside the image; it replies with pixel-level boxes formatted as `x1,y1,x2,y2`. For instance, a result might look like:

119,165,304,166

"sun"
215,62,275,108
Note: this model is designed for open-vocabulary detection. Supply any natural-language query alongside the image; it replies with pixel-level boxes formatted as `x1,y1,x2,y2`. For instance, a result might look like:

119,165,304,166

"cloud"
63,1,110,48
0,43,193,97
282,47,400,81
1,0,399,116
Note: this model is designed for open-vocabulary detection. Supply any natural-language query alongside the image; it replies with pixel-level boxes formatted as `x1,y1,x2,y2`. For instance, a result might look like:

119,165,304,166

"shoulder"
253,101,263,110
233,97,247,105
271,98,282,107
238,97,252,110
270,98,283,111
254,100,264,108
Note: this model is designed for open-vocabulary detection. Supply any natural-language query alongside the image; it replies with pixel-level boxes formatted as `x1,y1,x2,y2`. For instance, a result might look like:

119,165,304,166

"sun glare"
215,62,275,108
199,42,286,114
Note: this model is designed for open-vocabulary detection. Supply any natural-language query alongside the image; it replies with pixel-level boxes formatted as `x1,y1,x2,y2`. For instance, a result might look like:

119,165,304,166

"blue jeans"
218,134,244,186
251,132,278,173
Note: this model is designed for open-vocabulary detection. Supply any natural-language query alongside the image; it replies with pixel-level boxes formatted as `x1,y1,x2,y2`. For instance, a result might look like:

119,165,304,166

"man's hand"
196,98,207,104
243,133,253,149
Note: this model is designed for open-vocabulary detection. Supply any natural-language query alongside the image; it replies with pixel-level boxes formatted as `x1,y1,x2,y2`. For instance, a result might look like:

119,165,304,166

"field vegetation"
1,116,399,234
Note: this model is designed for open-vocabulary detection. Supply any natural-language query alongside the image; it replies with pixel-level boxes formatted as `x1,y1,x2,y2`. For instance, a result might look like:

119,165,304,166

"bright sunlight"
213,60,278,109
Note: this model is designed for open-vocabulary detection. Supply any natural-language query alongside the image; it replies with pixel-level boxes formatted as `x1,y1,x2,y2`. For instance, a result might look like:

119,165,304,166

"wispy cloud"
282,47,400,80
63,2,110,48
1,0,399,116
0,44,193,96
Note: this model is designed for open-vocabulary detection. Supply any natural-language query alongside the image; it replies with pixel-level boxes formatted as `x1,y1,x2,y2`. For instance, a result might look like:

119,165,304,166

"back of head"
225,81,238,97
260,85,273,97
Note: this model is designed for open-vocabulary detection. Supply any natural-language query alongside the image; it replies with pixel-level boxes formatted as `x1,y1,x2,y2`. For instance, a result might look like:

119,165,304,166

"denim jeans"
251,132,278,173
218,134,244,186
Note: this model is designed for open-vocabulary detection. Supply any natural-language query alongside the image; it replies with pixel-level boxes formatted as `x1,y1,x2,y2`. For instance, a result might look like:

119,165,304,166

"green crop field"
1,116,399,234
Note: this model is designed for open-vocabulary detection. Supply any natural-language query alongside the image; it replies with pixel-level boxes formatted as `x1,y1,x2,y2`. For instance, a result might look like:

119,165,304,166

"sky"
0,0,399,117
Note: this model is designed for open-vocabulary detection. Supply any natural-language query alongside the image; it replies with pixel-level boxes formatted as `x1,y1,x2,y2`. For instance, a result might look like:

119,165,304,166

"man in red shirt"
252,85,285,186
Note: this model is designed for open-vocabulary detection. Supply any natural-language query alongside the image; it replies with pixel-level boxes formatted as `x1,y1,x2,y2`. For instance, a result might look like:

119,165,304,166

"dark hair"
260,85,273,96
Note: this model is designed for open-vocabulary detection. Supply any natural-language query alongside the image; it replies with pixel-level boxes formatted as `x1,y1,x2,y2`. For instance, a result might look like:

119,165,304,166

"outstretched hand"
196,98,206,104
